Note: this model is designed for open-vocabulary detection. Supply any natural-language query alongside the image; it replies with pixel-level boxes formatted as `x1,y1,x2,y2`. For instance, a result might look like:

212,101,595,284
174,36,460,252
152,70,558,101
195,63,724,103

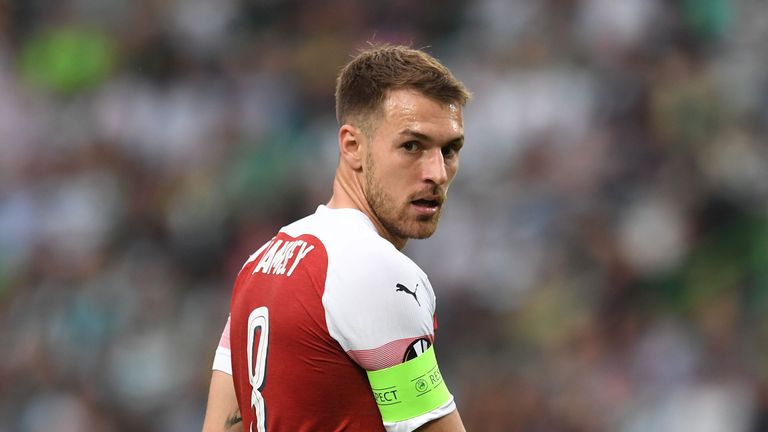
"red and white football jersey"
213,205,455,431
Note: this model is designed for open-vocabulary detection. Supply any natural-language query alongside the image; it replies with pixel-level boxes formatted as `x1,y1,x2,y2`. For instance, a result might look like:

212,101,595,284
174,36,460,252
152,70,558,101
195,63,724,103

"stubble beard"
363,152,441,241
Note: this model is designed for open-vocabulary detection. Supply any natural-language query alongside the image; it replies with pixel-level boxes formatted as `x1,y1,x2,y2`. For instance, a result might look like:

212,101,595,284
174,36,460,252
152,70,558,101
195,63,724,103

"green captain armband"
366,345,452,423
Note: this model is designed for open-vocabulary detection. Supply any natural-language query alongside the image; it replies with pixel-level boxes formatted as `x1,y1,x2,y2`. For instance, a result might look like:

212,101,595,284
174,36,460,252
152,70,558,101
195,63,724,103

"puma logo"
395,283,420,307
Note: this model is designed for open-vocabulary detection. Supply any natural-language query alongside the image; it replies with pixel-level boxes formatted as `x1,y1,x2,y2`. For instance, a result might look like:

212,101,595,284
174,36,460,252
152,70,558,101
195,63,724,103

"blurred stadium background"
1,0,768,430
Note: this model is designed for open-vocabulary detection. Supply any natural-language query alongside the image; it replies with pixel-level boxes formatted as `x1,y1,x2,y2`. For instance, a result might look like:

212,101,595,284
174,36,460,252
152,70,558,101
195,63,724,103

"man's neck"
327,173,407,250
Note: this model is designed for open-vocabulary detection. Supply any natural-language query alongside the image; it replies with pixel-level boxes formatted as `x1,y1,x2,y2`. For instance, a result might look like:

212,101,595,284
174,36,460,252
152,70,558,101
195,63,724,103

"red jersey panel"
229,232,383,431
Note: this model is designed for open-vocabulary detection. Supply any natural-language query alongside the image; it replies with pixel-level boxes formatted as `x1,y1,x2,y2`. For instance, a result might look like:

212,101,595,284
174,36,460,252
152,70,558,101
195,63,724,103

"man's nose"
423,148,448,185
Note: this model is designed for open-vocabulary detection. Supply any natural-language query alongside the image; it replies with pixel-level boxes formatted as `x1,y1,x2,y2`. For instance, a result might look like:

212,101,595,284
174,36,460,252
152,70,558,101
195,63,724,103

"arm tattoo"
225,409,242,429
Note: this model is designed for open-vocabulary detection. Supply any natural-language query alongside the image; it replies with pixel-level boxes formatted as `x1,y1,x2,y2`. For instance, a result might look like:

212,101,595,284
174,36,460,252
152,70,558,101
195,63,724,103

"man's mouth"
410,194,444,215
411,198,440,209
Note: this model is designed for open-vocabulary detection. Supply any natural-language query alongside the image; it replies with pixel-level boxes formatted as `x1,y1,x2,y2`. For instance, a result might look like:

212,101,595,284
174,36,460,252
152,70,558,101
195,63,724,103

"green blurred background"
1,0,767,430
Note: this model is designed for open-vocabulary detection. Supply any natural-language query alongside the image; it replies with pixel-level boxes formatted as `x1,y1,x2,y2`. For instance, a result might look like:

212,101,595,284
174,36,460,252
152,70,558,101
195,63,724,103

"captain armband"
365,346,452,423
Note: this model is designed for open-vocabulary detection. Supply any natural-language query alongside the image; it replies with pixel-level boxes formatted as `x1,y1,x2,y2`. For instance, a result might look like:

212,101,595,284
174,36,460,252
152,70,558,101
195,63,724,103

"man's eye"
402,141,419,152
442,144,459,158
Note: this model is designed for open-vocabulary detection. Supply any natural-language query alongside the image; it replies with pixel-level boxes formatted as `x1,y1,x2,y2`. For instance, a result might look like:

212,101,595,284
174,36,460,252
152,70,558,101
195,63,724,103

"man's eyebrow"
399,129,464,146
448,135,464,147
399,129,431,141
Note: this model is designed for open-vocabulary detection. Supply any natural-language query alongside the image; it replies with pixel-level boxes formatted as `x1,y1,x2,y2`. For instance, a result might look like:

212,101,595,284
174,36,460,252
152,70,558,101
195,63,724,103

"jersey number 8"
247,306,269,432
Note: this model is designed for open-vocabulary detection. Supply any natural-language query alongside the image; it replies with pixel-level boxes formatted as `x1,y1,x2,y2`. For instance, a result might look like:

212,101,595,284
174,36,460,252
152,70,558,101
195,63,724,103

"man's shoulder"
283,206,416,266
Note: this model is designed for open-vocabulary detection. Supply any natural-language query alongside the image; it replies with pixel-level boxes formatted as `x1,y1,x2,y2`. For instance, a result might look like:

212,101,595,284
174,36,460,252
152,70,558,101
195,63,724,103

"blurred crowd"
1,0,767,430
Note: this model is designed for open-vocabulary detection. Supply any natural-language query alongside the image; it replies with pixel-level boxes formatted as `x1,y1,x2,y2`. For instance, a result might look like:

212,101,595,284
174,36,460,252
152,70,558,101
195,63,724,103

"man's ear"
338,124,364,171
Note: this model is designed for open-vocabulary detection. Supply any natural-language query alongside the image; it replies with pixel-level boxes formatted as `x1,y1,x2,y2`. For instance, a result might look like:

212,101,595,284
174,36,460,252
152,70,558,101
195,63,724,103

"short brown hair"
335,45,470,132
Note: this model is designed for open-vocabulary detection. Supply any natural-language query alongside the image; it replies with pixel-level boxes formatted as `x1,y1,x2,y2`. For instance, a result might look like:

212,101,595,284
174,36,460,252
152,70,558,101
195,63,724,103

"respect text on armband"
373,388,399,405
371,365,444,405
253,239,314,277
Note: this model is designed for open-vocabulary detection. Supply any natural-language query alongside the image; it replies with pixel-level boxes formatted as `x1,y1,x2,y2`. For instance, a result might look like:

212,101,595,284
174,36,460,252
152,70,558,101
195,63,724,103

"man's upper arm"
203,318,241,432
201,370,242,432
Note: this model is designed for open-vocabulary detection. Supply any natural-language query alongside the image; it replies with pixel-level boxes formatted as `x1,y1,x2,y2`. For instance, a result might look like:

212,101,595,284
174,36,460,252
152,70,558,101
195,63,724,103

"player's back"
228,207,388,431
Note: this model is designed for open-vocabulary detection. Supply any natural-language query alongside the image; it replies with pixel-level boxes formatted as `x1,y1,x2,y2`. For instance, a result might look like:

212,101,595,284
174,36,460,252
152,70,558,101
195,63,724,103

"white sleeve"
211,316,232,375
384,398,456,432
323,247,437,370
323,250,456,432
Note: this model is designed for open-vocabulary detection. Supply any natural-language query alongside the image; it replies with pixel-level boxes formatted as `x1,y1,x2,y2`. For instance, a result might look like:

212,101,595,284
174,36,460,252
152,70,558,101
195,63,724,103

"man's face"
361,88,464,243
